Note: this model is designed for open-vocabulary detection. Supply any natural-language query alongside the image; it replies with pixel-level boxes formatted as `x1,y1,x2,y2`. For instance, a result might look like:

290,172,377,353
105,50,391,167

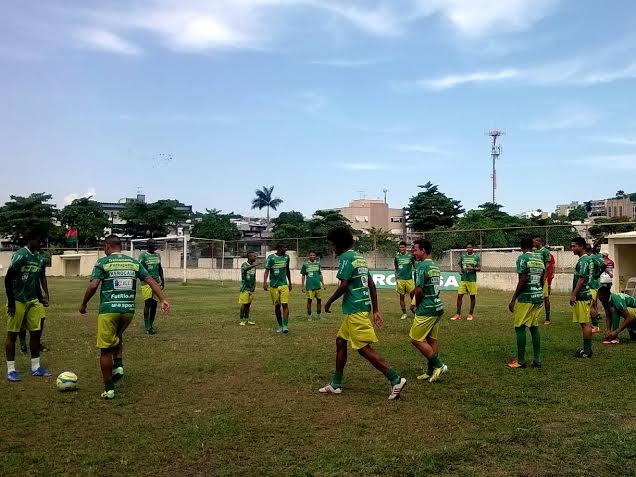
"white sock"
7,361,16,373
31,357,40,372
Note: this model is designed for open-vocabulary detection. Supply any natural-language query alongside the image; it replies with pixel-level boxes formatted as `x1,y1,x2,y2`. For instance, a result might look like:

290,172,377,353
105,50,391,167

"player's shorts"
396,279,415,296
96,313,134,349
337,312,378,350
458,281,478,296
238,291,254,305
6,299,45,333
514,302,544,328
590,288,598,303
572,300,591,324
140,284,159,302
543,281,550,298
306,289,323,300
409,314,443,342
269,285,290,305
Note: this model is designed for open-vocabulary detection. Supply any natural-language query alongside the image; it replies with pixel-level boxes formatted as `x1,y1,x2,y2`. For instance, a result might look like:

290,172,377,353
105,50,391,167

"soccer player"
79,235,169,400
138,239,165,335
4,233,51,381
410,239,447,383
570,237,593,358
263,243,292,333
394,241,415,320
599,284,636,344
507,238,545,369
451,242,480,321
587,242,605,334
18,251,49,353
239,251,259,326
318,227,406,400
301,250,325,320
532,235,553,325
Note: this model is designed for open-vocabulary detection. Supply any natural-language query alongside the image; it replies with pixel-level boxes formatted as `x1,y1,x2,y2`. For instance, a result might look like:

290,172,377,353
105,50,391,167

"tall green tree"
191,209,241,241
616,190,627,198
120,199,190,238
251,186,283,223
0,193,56,243
272,211,309,240
567,205,588,222
60,198,109,246
406,182,464,231
357,228,399,255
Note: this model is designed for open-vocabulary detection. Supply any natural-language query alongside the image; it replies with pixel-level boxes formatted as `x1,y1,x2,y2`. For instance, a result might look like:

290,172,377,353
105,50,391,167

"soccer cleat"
400,313,408,320
544,320,552,326
308,317,313,321
276,326,284,333
31,367,52,377
429,365,448,383
40,343,49,352
507,358,527,369
467,314,474,321
450,314,461,321
531,361,542,368
388,377,407,400
602,338,613,345
247,321,256,326
20,344,28,354
239,321,247,326
283,325,289,334
112,367,124,383
416,371,431,381
574,349,593,358
611,339,620,345
101,390,115,400
318,384,342,394
7,370,22,382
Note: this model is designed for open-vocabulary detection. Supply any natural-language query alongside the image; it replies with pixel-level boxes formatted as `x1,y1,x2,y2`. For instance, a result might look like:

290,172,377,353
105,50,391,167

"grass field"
1,278,635,477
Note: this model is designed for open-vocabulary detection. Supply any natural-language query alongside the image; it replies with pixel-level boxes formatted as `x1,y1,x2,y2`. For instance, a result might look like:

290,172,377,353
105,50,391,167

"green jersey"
90,253,149,314
138,251,162,282
414,259,444,317
572,256,592,301
394,252,415,281
8,247,43,302
536,247,551,266
515,252,545,304
265,253,289,288
301,260,322,291
588,254,605,290
458,253,480,282
336,250,372,315
609,293,636,315
240,262,257,292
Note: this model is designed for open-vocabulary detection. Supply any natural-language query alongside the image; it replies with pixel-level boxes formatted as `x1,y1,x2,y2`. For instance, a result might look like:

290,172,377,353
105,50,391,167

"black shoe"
40,343,49,352
147,328,156,335
20,345,28,354
531,361,542,368
575,349,593,358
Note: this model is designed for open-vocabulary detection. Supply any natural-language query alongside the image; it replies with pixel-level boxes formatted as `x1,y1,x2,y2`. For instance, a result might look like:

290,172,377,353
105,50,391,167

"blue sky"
2,0,636,218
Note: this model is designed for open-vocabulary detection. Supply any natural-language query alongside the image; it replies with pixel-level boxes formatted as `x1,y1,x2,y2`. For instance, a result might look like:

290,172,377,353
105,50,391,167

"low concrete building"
337,199,406,235
607,231,636,292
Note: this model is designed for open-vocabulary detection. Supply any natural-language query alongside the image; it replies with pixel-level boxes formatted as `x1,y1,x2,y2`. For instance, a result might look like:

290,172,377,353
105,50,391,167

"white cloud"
334,162,387,171
594,135,636,146
73,28,142,55
394,144,448,155
309,57,391,68
63,188,97,206
415,69,520,91
524,109,600,132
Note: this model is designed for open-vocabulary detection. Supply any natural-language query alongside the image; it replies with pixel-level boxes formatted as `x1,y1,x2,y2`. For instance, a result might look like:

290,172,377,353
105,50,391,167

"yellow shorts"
513,302,544,328
306,289,323,300
337,312,378,350
270,285,290,305
572,300,591,324
458,281,478,296
396,279,415,296
96,313,134,349
6,299,45,333
238,291,254,305
140,284,158,302
543,281,550,298
409,315,442,342
590,288,598,303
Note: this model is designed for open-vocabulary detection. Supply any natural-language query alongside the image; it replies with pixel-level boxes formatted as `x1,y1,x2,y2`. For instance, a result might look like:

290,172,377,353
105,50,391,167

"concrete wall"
608,238,636,291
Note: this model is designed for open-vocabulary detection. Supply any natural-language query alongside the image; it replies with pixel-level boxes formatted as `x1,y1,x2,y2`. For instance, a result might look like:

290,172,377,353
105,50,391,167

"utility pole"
486,130,505,204
382,188,388,204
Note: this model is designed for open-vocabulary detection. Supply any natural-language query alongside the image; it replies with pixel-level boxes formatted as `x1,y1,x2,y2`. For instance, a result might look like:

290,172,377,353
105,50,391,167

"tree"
191,209,241,241
616,190,627,198
584,201,592,212
120,199,190,238
0,193,56,243
357,228,399,255
406,182,464,232
567,205,588,222
272,211,309,240
60,198,109,246
589,217,636,238
251,186,283,224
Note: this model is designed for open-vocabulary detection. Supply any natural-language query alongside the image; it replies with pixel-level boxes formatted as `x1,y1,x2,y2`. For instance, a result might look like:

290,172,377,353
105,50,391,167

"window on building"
620,206,623,217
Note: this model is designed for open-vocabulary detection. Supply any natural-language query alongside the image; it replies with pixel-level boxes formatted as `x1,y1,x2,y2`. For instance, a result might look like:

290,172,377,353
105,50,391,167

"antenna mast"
486,130,505,204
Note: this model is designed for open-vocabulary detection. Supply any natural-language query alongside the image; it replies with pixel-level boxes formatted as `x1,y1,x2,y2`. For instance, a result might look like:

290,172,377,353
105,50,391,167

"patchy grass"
1,278,635,476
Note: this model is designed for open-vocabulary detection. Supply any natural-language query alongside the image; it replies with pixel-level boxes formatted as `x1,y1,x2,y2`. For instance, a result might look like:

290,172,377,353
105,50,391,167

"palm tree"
251,186,283,224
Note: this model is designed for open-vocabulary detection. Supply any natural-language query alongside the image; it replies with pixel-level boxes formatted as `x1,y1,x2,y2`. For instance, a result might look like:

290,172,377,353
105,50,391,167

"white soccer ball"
56,371,78,392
